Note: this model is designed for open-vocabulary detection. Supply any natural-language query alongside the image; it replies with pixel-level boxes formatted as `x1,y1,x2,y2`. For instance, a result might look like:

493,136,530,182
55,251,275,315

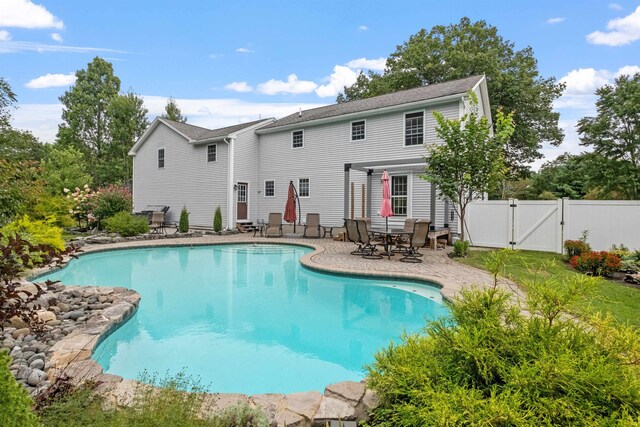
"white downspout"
225,137,235,230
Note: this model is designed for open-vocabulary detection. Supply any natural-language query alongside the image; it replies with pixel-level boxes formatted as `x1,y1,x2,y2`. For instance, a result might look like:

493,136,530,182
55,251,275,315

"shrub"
66,185,97,228
452,239,470,257
365,279,640,426
213,206,222,232
0,350,39,427
570,251,622,277
610,243,631,259
564,239,591,258
104,212,149,237
93,184,132,223
179,206,189,233
0,214,64,251
31,194,74,228
621,250,640,274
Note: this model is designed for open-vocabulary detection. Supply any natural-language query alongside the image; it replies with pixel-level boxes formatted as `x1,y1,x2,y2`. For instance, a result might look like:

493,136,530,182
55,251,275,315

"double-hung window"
391,175,408,216
298,178,310,197
157,148,165,168
292,130,304,148
207,144,217,162
351,120,366,141
404,112,424,146
264,180,275,197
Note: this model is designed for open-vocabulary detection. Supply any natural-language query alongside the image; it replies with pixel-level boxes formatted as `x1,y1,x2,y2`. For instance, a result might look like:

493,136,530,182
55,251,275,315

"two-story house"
129,75,491,234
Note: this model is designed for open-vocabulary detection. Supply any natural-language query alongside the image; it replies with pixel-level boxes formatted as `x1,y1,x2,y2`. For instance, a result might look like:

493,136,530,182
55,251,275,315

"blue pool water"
37,244,448,394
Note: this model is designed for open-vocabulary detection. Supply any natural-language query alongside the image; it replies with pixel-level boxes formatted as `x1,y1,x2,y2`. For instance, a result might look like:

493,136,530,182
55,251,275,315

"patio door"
236,182,248,221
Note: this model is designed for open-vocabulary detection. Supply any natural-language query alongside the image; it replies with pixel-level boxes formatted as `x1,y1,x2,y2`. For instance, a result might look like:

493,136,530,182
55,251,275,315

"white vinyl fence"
465,199,640,253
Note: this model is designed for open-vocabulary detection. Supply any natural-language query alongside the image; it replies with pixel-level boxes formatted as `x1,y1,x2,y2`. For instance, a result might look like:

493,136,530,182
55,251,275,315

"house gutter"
224,137,235,230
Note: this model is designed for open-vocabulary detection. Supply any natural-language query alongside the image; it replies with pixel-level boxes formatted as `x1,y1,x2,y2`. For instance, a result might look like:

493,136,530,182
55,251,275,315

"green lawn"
456,249,640,327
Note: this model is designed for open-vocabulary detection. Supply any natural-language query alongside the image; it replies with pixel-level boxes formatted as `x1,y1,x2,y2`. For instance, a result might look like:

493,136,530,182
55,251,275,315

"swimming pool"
37,244,448,394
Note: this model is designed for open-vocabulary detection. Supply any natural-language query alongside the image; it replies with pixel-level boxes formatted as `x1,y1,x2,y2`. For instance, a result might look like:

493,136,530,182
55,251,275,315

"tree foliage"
161,97,187,123
0,77,17,129
339,18,564,175
41,145,92,195
422,92,515,241
0,160,44,227
578,73,640,199
0,350,39,427
0,128,45,162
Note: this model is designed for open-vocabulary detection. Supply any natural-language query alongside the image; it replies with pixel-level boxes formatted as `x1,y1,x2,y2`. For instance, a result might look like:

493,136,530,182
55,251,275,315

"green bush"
31,194,74,228
452,239,470,257
564,239,591,258
93,185,132,223
213,206,222,232
365,278,640,426
104,212,148,237
0,214,64,250
179,207,189,233
0,350,39,427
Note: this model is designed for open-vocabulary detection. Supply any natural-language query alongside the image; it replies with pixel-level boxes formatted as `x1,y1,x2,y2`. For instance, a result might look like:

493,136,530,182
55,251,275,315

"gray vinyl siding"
257,101,460,227
132,123,228,227
232,130,261,224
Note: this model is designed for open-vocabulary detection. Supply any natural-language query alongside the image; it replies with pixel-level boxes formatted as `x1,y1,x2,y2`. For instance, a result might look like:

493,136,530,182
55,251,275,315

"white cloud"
51,32,63,43
617,64,640,76
257,74,317,95
315,65,358,98
236,47,254,54
0,40,127,54
0,30,11,41
25,72,76,89
358,25,368,31
0,0,63,29
546,17,565,24
609,3,623,11
11,103,63,143
345,57,386,71
209,53,223,59
224,81,253,93
530,119,588,171
586,5,640,46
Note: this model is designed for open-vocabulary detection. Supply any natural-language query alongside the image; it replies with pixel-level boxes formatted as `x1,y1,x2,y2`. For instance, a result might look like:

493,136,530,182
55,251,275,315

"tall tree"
161,97,187,123
0,129,45,162
338,18,564,175
422,92,515,242
578,73,640,200
57,57,121,183
0,77,17,129
40,146,92,195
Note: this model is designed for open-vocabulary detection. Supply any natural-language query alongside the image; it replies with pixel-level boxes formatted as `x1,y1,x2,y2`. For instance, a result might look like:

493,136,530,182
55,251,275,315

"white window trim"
206,143,217,163
291,129,304,149
298,177,310,198
157,147,165,169
236,181,249,204
390,173,412,217
350,119,367,142
264,179,275,198
403,110,425,147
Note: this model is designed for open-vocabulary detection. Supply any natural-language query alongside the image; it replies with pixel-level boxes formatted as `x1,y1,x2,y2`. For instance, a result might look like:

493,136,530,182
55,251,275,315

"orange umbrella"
284,181,297,224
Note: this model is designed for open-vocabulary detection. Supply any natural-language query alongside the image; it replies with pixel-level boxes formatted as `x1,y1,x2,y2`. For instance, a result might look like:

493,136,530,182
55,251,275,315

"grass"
457,249,640,327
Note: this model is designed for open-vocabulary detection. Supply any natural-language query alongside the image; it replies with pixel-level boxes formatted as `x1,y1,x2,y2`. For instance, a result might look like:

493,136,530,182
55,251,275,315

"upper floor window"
157,148,165,168
405,112,424,146
264,180,275,197
298,178,310,197
292,130,304,148
391,175,408,216
207,144,217,162
351,120,366,141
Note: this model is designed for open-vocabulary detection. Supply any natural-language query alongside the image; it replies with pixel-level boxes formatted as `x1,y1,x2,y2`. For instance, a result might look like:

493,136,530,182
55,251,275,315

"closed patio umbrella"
380,170,393,232
284,181,297,231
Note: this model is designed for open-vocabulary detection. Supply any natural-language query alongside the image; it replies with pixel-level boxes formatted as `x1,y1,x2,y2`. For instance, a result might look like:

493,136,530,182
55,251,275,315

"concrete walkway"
80,233,497,301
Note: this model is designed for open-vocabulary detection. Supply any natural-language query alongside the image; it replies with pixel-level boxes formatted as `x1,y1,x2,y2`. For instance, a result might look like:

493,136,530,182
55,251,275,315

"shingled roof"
162,118,271,141
259,75,484,131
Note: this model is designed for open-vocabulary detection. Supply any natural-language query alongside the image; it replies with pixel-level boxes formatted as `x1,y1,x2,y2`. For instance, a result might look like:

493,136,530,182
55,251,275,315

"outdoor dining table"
370,228,412,260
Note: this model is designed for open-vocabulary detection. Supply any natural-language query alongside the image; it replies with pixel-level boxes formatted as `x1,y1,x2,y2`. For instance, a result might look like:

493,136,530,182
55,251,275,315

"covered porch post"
343,163,351,219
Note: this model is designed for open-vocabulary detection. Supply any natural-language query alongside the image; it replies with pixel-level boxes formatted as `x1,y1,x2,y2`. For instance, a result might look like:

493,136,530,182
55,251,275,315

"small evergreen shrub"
104,212,149,237
0,214,64,250
178,207,189,233
452,239,470,257
213,206,222,232
570,251,622,277
621,250,640,274
564,239,591,258
93,184,132,223
0,350,39,427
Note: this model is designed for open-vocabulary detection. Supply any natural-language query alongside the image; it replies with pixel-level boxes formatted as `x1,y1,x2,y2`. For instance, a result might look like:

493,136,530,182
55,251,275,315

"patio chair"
345,218,365,255
265,212,283,237
393,218,418,253
400,221,431,263
149,211,166,234
303,213,323,238
356,219,382,260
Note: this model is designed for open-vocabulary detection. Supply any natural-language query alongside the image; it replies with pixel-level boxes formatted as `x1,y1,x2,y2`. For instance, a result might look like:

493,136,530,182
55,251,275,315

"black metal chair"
355,219,382,260
400,221,431,263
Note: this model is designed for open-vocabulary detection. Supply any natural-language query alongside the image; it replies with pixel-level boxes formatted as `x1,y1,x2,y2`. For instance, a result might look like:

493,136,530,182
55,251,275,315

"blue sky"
1,0,639,168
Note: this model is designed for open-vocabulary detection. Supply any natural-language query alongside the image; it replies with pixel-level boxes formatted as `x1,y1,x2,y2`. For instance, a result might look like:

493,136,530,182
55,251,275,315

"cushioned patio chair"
400,220,431,263
149,211,166,234
265,212,283,237
303,213,323,238
345,218,365,255
355,218,382,260
393,218,418,254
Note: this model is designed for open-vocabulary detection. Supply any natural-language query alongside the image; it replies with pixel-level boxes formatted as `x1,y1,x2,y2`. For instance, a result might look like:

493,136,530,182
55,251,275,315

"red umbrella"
380,170,393,231
284,181,297,224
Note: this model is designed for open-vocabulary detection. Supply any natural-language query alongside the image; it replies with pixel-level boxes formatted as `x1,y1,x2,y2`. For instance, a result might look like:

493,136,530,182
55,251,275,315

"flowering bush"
92,184,132,222
564,239,591,258
65,185,96,228
570,251,621,277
